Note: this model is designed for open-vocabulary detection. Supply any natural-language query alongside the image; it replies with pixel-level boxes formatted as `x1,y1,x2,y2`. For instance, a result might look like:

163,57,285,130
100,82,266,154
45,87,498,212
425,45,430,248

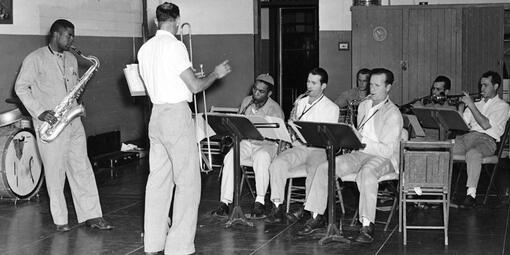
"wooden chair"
399,140,454,245
452,120,510,204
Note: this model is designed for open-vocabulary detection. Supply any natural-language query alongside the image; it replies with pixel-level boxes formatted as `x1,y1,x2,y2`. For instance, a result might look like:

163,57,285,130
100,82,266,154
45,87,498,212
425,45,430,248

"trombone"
179,22,213,174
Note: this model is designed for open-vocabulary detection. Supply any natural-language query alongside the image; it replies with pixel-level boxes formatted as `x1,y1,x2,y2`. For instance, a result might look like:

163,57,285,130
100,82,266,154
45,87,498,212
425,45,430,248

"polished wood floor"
0,158,509,255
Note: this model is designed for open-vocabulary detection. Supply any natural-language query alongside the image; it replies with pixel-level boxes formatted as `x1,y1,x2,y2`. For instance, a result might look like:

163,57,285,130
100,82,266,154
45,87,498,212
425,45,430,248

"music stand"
413,106,469,140
205,114,264,228
294,121,363,245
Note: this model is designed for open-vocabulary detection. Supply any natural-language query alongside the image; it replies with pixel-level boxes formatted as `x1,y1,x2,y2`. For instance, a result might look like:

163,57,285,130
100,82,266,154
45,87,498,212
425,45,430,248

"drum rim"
0,108,23,128
1,128,44,200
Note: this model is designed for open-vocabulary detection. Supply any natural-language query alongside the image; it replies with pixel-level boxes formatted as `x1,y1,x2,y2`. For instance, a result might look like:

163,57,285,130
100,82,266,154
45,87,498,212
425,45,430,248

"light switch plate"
338,42,349,51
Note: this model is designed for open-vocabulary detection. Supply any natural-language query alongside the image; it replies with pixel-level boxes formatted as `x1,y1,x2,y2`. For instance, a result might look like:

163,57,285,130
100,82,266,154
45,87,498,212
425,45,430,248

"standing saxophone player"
15,19,113,232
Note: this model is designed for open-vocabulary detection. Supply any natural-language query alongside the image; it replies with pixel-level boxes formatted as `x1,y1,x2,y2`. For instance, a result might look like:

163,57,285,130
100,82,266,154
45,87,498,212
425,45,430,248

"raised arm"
180,60,231,94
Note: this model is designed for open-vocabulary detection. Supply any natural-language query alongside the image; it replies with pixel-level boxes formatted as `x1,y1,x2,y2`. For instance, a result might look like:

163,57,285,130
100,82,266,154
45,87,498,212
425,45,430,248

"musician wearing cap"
211,74,284,219
453,71,510,208
265,67,339,223
298,68,403,243
14,19,113,232
137,2,231,254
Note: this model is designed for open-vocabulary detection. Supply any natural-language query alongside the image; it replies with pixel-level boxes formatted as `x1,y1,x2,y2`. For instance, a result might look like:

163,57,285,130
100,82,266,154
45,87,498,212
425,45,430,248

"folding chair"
399,140,454,245
286,164,345,214
453,120,510,204
344,170,399,231
345,129,408,231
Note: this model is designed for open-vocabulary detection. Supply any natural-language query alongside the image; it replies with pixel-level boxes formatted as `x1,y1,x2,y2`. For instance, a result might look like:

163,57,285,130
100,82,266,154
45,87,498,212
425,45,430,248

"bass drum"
0,127,44,200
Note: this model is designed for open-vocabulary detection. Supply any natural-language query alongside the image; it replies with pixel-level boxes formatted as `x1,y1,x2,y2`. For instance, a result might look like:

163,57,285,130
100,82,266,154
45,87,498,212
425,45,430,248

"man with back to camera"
137,2,232,254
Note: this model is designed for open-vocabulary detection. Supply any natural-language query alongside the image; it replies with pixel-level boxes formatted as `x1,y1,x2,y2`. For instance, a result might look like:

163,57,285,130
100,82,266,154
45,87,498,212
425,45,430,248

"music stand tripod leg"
225,135,253,228
318,145,350,245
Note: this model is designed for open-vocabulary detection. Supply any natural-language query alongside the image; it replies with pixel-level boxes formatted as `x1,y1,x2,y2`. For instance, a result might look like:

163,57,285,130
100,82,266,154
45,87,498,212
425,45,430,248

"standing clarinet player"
137,2,232,254
15,19,113,232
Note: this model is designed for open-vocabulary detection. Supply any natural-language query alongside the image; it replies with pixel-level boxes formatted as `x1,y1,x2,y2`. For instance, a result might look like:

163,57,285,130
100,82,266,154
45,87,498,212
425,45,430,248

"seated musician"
413,75,453,108
298,68,403,244
454,71,510,208
211,74,284,218
334,68,370,108
411,75,454,140
265,67,339,223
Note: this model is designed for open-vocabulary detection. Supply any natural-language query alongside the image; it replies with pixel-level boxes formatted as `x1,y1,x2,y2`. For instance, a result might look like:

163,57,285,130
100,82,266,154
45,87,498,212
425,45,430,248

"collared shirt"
138,30,192,104
15,46,79,121
463,96,510,141
356,97,402,172
359,97,389,149
239,96,284,120
294,95,339,123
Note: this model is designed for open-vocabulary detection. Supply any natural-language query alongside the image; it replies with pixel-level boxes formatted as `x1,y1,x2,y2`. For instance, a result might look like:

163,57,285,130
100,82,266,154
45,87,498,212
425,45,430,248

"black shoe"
211,202,230,217
287,206,305,223
86,217,114,230
265,203,286,223
56,224,71,232
461,195,476,208
297,215,325,235
250,202,266,219
353,223,374,244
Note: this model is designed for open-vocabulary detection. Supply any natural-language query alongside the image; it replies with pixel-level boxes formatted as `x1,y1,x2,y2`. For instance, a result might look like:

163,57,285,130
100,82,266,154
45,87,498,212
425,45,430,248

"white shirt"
138,30,192,104
463,96,510,141
359,97,389,155
294,95,339,123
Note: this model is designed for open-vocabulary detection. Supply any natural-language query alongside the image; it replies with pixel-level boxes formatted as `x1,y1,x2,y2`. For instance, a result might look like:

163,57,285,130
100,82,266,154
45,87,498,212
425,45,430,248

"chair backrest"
494,119,510,159
400,140,454,193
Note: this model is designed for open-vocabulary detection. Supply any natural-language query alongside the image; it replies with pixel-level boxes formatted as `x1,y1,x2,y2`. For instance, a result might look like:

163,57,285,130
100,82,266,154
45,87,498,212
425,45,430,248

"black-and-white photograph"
0,1,510,254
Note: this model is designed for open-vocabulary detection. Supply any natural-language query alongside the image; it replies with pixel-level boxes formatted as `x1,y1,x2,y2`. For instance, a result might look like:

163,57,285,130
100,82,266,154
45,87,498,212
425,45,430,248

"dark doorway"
259,0,319,119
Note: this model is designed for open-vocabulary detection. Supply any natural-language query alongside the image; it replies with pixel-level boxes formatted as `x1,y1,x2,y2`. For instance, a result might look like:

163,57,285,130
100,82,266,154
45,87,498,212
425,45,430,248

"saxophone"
38,46,100,142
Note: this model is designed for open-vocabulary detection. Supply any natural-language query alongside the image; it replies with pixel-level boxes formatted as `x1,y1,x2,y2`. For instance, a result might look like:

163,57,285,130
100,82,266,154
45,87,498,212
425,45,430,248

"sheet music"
193,113,216,143
123,63,146,96
245,115,292,143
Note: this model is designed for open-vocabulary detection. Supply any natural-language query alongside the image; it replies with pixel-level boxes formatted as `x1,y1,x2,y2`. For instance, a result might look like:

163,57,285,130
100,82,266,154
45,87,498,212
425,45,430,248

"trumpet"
427,92,481,106
179,22,212,174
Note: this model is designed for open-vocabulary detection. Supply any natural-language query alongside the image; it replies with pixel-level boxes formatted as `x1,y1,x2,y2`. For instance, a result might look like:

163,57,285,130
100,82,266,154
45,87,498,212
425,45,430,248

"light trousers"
269,146,326,204
220,140,277,204
144,103,201,255
35,119,102,225
304,151,391,223
453,132,496,189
